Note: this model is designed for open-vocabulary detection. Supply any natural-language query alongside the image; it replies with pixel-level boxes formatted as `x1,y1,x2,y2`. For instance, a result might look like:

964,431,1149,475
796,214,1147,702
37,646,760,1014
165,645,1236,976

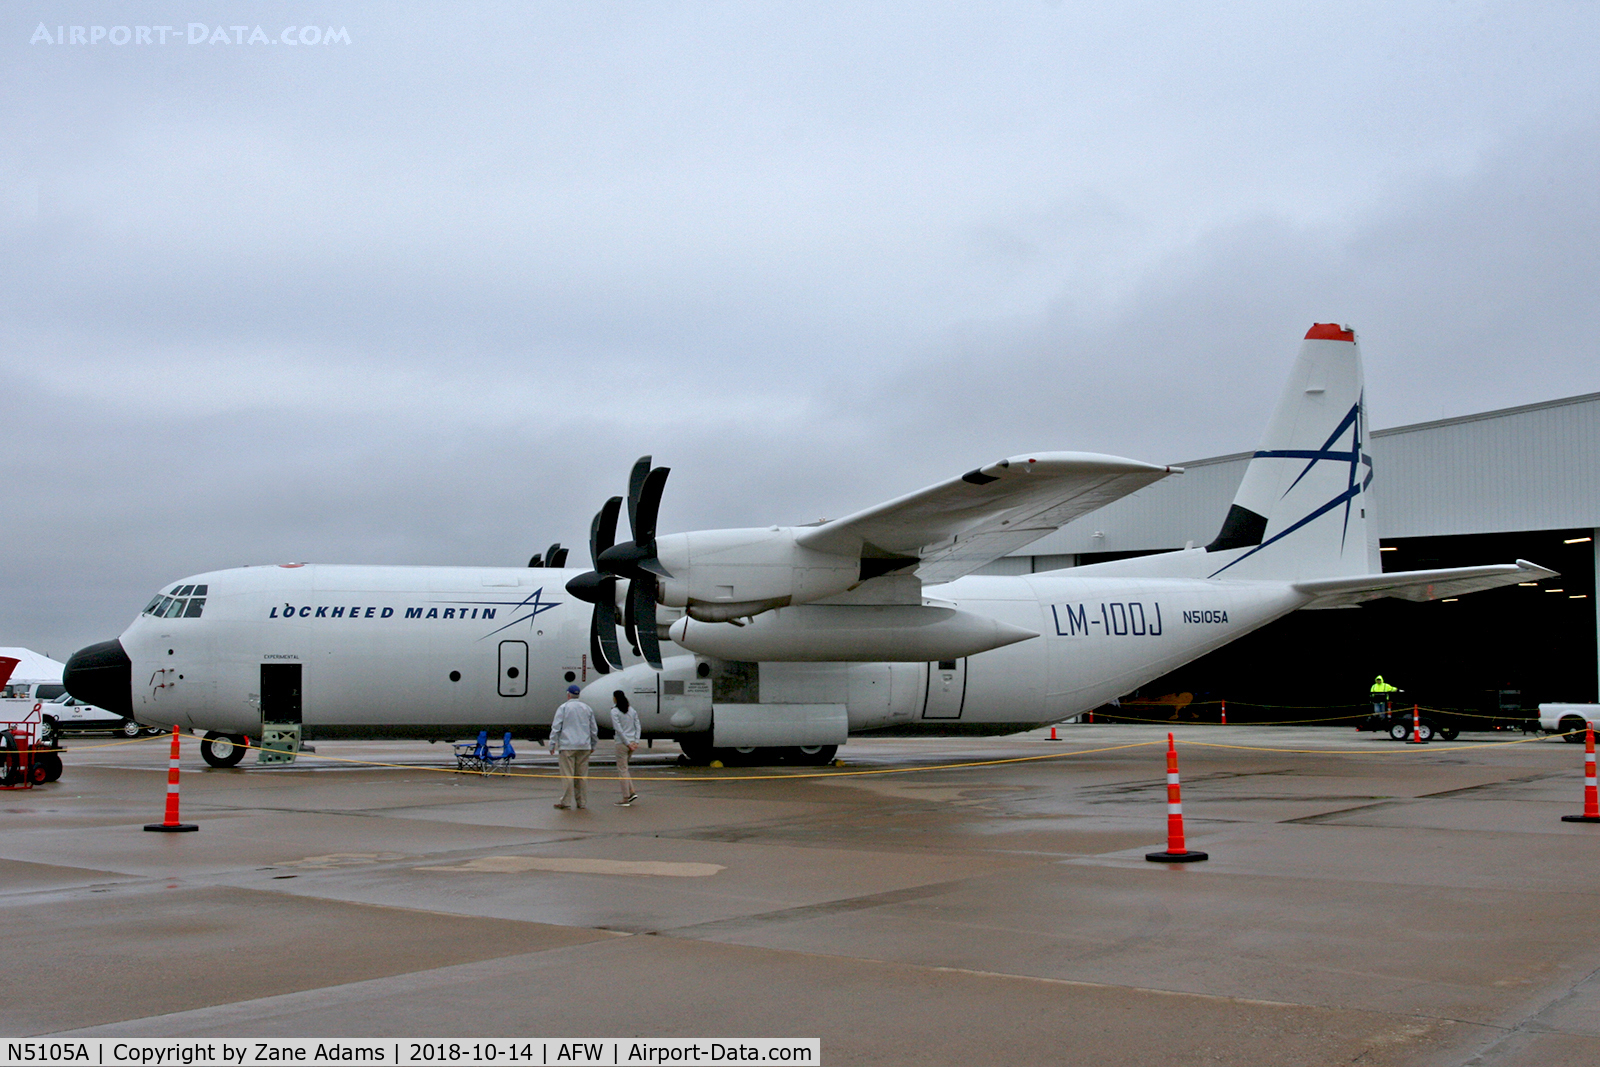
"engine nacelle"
579,655,712,735
667,604,1038,662
653,528,861,621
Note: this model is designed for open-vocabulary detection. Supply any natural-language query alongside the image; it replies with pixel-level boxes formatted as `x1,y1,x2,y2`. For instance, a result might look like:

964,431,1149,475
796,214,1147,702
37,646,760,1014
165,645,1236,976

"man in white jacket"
549,684,598,810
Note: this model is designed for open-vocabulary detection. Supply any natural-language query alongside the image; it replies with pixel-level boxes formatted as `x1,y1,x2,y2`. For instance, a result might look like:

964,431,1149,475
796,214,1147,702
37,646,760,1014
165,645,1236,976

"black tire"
677,735,714,765
120,719,143,739
27,758,49,785
40,716,58,745
1560,717,1589,742
1415,721,1434,742
1438,724,1460,741
793,744,837,766
1388,721,1411,741
38,753,63,783
200,732,248,768
0,730,20,786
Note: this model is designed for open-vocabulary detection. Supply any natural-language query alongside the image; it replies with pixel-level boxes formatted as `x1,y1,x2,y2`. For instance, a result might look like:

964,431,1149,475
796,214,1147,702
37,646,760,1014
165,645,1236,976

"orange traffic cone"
1406,704,1428,744
1049,726,1058,740
145,724,198,833
1220,700,1227,726
1146,733,1208,862
1561,722,1600,824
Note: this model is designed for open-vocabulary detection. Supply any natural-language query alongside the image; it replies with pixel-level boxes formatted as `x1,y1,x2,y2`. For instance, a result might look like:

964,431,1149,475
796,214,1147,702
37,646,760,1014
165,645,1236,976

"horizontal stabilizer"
1292,559,1558,609
797,452,1177,584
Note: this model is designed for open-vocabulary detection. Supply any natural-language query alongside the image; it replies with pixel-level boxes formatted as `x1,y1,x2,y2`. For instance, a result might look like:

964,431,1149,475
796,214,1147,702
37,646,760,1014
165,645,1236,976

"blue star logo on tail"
1208,396,1374,578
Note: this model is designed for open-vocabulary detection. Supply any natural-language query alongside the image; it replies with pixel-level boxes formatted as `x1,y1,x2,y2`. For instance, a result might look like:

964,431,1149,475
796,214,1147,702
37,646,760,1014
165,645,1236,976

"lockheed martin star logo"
423,587,563,639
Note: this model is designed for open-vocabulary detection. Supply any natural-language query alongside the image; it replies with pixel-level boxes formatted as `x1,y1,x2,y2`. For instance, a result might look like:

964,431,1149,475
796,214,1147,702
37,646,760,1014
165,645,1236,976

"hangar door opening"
922,659,966,719
260,663,302,724
498,640,528,697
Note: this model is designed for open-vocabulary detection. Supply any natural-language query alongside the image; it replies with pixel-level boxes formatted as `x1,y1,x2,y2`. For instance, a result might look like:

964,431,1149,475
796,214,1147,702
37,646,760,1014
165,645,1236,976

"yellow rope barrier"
56,721,1586,784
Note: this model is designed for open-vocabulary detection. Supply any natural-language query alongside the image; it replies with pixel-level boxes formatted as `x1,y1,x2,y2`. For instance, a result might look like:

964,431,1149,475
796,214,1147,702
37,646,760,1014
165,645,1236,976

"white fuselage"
118,563,1311,740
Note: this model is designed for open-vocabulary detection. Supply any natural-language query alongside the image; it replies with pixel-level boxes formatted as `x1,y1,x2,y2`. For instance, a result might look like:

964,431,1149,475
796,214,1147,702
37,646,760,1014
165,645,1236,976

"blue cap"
567,684,581,695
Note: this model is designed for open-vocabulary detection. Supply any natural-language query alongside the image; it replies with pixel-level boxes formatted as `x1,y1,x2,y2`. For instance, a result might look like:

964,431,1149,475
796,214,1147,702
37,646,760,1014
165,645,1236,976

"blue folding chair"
453,730,489,773
485,732,516,773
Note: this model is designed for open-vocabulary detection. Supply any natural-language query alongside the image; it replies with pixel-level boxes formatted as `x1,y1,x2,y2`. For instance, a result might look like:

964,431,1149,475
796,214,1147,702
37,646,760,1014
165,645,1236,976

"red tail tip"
1305,322,1355,342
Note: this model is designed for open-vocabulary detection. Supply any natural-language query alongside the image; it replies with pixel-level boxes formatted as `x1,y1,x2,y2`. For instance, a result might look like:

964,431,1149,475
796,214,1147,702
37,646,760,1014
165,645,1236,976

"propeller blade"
527,553,543,568
595,585,622,671
626,456,652,539
543,543,562,568
588,603,612,675
550,546,569,568
630,576,663,669
634,466,670,543
622,579,641,657
589,496,622,568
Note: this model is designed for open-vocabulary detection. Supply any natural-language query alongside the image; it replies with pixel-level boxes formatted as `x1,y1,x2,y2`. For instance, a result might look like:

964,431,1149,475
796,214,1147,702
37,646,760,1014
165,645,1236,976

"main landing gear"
676,738,837,767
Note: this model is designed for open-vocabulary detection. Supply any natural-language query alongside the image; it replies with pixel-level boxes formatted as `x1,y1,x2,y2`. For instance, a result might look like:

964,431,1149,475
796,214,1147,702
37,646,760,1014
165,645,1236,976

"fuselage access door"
921,658,966,719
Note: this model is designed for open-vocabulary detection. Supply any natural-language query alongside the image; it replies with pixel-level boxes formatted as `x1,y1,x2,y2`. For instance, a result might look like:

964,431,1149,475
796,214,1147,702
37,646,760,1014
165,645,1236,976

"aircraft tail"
1201,323,1378,580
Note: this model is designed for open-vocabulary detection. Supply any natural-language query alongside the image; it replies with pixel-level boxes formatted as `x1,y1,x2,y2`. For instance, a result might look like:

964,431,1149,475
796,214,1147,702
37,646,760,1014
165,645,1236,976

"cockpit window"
143,589,206,619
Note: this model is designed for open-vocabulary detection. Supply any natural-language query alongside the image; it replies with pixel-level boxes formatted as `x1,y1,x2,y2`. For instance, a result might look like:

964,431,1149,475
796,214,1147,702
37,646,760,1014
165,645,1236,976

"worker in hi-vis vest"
1370,675,1400,715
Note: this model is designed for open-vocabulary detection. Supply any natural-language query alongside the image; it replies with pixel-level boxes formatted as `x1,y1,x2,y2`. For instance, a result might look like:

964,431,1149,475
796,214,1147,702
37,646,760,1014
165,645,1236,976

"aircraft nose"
64,639,133,717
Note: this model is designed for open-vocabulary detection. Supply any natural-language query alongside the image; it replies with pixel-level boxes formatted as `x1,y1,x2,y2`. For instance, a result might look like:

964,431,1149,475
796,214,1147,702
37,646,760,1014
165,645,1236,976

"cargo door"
260,663,303,724
498,640,528,697
921,659,966,719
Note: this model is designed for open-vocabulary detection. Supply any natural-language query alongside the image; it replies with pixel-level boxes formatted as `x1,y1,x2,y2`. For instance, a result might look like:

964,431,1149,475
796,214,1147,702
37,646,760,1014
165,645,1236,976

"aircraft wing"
795,452,1178,585
1291,559,1558,609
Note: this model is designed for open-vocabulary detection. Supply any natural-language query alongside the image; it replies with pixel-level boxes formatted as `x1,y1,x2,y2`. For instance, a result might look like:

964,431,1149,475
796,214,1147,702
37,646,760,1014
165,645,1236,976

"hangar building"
980,391,1600,722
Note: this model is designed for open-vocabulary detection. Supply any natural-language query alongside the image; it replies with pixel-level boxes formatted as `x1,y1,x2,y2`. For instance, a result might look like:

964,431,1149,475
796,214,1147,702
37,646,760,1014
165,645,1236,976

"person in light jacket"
611,690,641,806
549,684,598,809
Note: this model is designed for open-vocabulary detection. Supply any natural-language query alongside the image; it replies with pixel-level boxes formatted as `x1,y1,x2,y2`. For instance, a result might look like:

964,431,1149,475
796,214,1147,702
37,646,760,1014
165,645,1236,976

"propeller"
565,456,672,670
563,498,623,673
527,543,567,568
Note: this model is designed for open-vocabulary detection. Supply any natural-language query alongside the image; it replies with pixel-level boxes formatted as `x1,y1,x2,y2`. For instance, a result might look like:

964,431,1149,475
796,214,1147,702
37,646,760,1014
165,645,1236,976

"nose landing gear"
200,732,249,768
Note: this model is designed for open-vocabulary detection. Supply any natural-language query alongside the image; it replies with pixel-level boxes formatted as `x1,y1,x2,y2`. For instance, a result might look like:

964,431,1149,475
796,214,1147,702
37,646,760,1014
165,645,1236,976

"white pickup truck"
38,692,156,741
1537,704,1598,742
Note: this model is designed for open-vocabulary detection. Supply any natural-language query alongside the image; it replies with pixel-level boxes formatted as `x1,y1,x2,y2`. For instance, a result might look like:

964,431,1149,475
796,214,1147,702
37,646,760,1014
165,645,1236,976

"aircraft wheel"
120,719,144,739
200,732,248,768
1388,722,1410,741
677,736,714,765
38,753,64,783
793,744,837,766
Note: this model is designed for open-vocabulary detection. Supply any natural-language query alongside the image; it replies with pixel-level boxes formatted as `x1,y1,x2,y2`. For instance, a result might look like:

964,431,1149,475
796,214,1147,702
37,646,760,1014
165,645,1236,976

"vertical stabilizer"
1203,323,1378,580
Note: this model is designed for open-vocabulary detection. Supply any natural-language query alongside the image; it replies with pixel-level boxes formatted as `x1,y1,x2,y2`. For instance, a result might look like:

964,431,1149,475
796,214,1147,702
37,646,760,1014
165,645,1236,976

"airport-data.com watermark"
30,23,350,47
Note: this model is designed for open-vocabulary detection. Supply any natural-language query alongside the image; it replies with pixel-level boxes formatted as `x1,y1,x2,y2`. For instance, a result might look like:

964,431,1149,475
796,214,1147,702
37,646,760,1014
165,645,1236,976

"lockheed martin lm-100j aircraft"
65,324,1553,766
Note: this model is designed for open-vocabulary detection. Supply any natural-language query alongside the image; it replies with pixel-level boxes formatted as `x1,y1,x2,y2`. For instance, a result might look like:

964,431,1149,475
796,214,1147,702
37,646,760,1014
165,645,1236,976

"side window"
184,598,206,618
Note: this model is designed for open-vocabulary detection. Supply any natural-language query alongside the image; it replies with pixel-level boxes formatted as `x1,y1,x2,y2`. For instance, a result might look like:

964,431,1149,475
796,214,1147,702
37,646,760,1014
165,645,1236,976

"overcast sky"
4,1,1598,659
